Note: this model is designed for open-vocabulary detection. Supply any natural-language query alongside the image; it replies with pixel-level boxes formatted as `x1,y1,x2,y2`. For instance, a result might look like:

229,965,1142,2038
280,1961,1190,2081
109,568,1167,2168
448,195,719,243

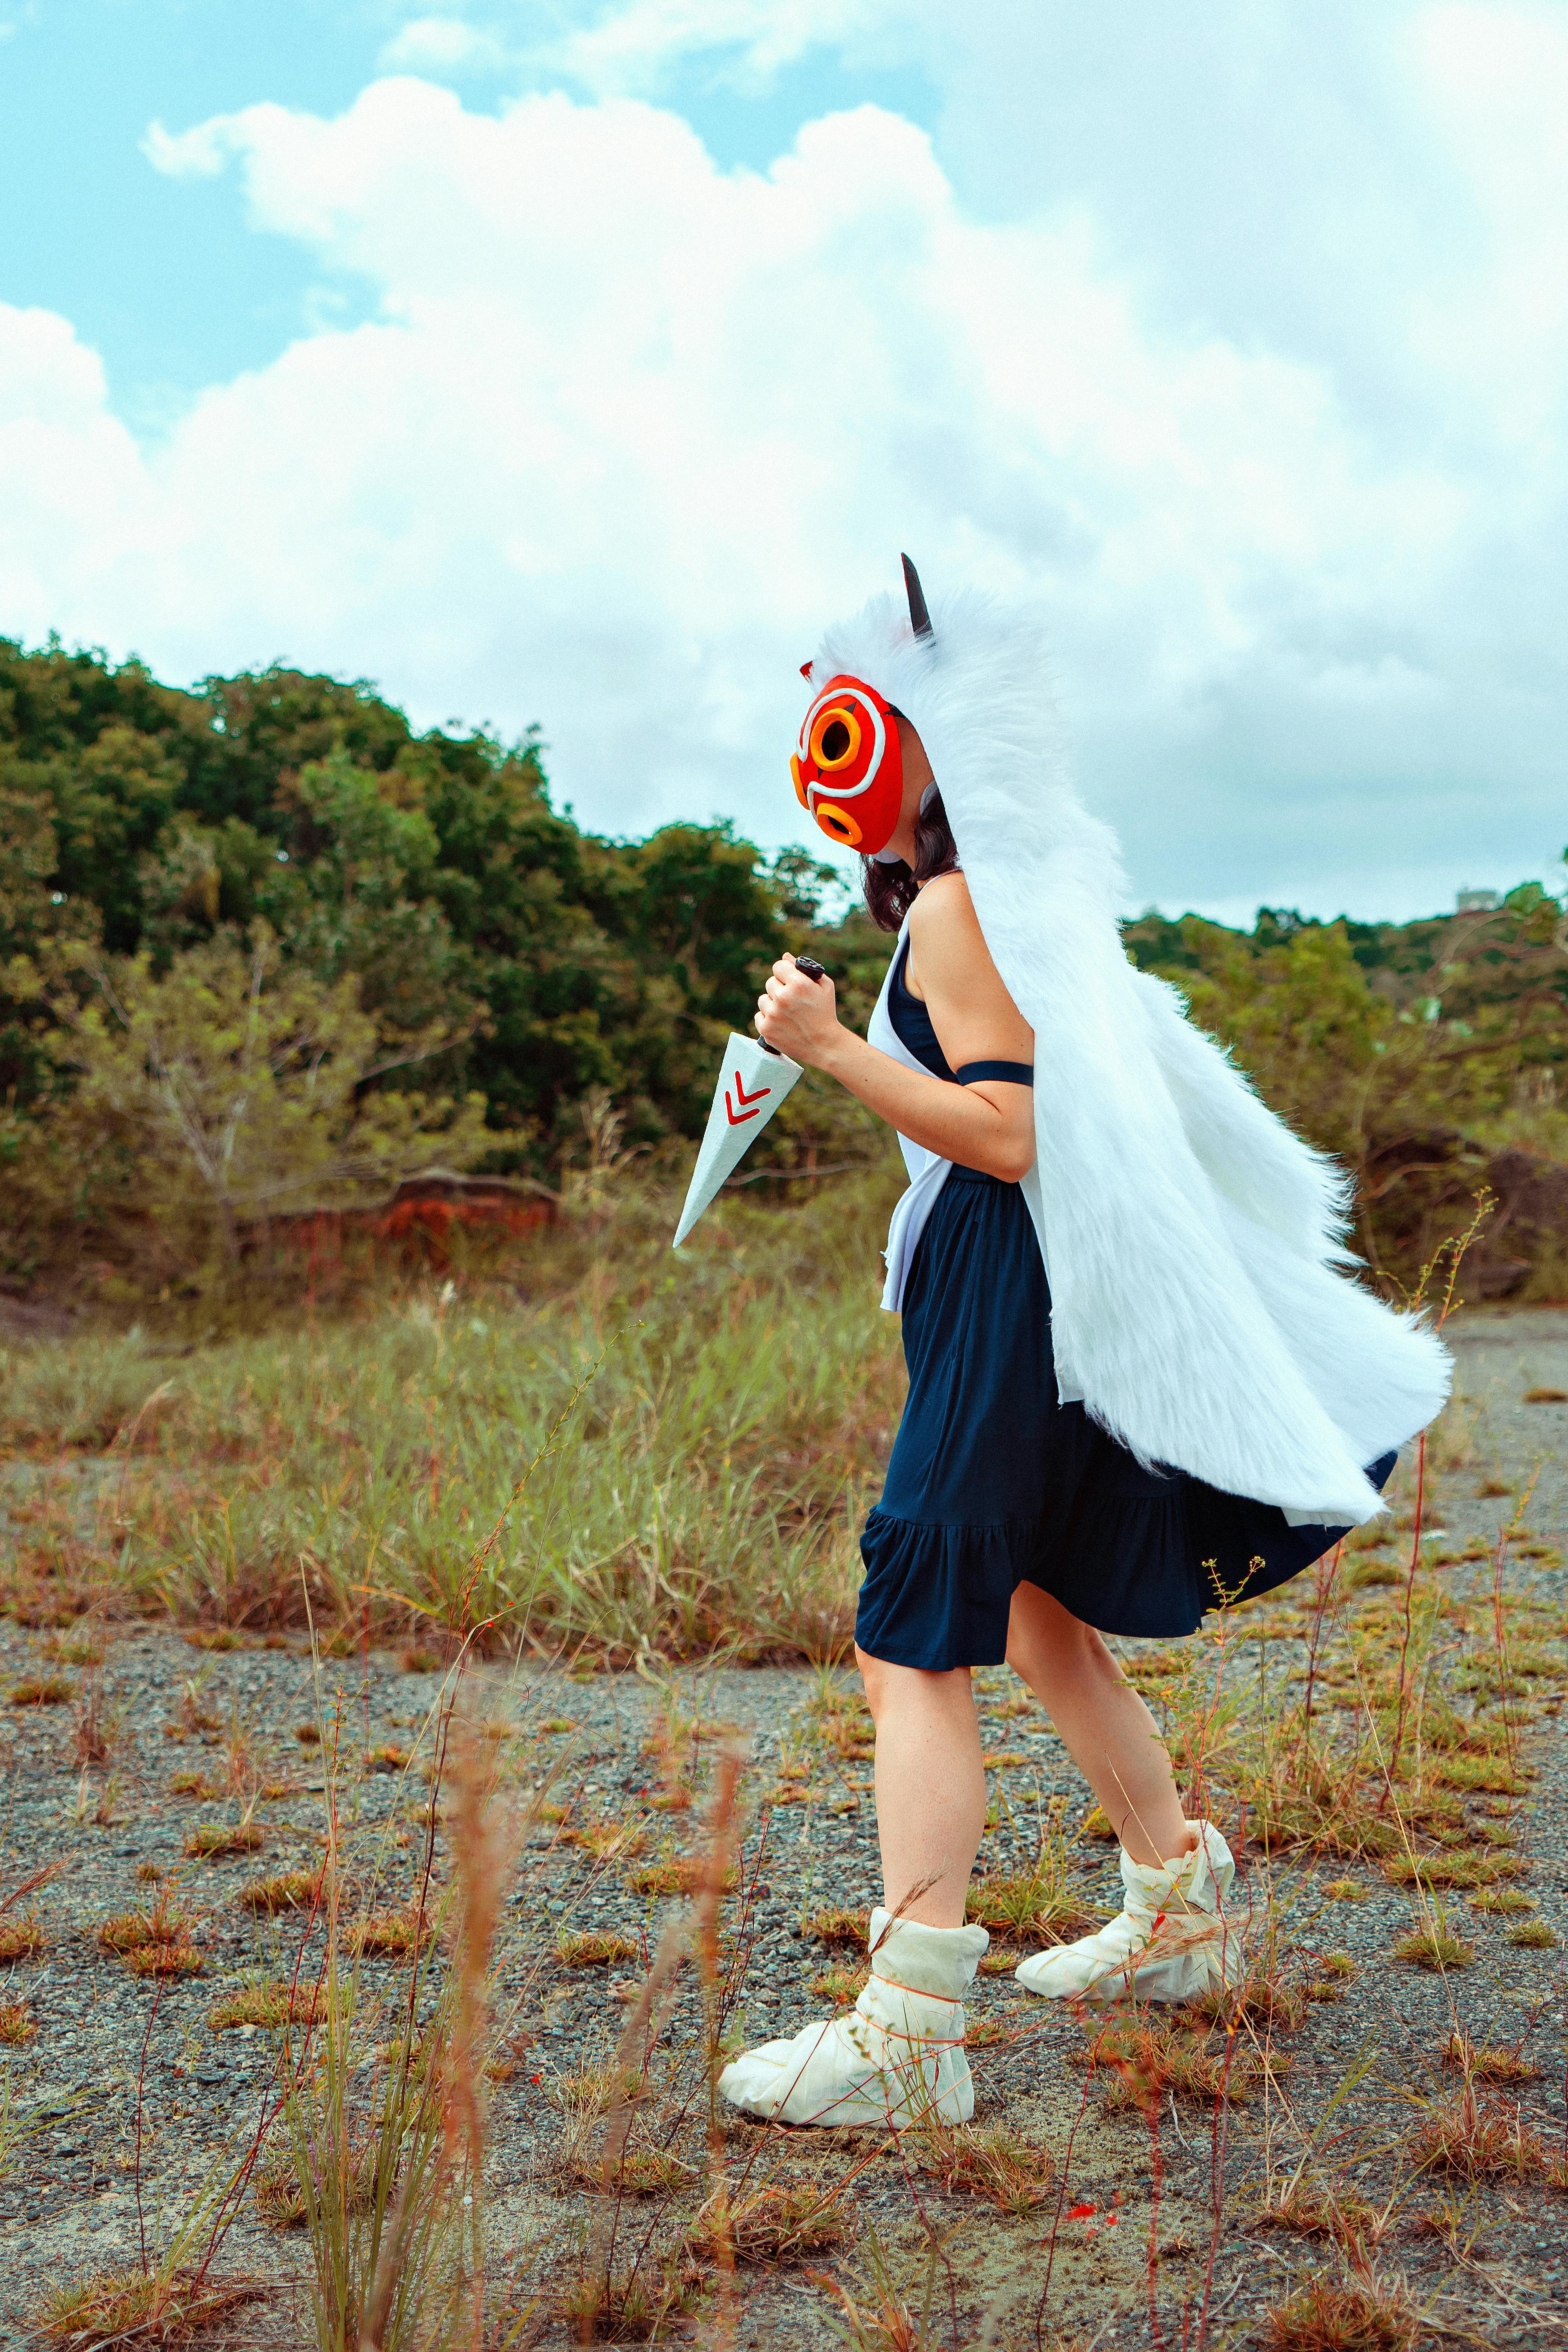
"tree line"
2,635,1563,1301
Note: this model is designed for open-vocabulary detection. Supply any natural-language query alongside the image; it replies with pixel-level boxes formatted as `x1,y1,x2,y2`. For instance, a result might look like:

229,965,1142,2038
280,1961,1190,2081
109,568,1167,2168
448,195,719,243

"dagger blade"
671,956,828,1249
671,1033,804,1247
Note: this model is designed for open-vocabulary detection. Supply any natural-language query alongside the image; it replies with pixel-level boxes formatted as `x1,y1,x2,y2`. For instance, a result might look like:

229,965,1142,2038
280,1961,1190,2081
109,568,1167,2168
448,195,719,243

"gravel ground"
0,1304,1565,2348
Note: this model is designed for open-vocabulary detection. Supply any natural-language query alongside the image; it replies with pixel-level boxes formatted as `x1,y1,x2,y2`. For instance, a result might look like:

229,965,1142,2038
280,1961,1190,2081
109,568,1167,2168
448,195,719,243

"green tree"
32,926,488,1274
1130,895,1568,1281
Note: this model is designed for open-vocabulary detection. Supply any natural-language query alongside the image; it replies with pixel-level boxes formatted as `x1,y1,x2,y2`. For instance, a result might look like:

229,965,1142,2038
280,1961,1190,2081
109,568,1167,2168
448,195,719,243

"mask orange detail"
790,673,904,854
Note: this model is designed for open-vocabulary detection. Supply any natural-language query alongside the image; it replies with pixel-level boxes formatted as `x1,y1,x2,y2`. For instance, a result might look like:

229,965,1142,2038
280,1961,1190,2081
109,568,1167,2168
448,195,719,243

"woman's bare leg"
1004,1583,1194,1867
854,1646,987,1927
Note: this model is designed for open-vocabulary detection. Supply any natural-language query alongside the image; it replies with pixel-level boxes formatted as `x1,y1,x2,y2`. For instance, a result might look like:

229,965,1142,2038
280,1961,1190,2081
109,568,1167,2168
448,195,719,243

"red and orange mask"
790,673,904,855
791,555,933,858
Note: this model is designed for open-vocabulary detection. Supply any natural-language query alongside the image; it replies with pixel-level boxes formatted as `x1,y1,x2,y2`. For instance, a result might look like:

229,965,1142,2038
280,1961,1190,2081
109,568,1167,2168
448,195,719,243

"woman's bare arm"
755,874,1035,1183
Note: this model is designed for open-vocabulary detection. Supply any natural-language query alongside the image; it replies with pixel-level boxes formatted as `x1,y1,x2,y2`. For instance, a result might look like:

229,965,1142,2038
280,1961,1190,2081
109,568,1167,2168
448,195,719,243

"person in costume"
717,558,1450,2132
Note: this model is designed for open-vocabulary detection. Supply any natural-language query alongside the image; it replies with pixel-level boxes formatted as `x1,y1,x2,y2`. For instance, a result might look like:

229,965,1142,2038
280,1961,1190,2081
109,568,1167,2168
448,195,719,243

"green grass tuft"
1393,1924,1474,1970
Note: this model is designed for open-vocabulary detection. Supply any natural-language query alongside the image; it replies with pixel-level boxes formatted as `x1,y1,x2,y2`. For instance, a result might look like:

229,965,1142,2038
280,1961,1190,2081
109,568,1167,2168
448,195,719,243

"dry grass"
624,1852,732,1898
32,2267,265,2347
127,1941,206,1979
1406,2086,1546,2180
235,1867,324,1915
184,1820,265,1860
47,1623,105,1667
561,1817,646,1860
1508,1918,1558,1947
1238,1768,1402,1860
688,2179,849,2264
0,1192,898,1661
1428,1755,1531,1795
1382,1850,1483,1888
976,1946,1023,1976
1391,1923,1474,1970
1074,2019,1258,2109
1256,2177,1385,2254
914,2122,1054,2214
96,1891,189,1955
71,1674,114,1768
1186,1966,1308,2034
1303,1951,1356,2000
565,2146,693,2196
558,2264,693,2343
253,2135,377,2230
964,1873,1096,1943
0,1999,36,2044
549,2059,656,2127
0,1912,44,1963
174,1684,220,1736
96,1890,206,1979
346,1902,434,1958
1441,2031,1539,2083
810,1964,866,2007
556,1928,641,1968
209,1979,325,2031
8,1674,73,1706
1260,2272,1421,2350
804,1904,869,1947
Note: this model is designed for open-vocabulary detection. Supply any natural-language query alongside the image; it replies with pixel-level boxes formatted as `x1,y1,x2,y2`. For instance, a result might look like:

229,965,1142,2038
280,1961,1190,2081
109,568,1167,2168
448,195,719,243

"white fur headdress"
810,580,1450,1524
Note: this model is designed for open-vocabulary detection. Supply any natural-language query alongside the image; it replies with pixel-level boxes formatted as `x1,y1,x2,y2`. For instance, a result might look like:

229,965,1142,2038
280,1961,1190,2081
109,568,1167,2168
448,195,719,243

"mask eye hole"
810,706,861,772
813,802,862,846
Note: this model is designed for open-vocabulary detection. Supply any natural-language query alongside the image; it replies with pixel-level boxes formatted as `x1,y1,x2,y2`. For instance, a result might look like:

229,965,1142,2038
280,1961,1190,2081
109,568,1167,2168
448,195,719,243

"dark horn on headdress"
901,553,933,641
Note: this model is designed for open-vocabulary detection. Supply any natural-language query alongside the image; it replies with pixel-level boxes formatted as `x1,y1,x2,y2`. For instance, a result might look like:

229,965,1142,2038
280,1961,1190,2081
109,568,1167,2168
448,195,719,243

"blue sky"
1,2,932,422
6,3,375,416
3,1,1566,923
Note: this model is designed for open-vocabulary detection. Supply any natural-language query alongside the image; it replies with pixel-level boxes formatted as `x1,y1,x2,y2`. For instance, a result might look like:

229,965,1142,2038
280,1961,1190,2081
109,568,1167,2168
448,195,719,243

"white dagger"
670,956,828,1248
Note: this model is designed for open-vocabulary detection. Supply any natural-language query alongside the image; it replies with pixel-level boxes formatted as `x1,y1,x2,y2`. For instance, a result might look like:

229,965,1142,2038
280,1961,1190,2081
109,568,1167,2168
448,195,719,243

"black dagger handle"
759,955,828,1056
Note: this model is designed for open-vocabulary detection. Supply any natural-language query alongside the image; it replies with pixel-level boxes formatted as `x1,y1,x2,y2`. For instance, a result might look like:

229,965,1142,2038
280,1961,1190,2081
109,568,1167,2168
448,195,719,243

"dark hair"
862,787,959,931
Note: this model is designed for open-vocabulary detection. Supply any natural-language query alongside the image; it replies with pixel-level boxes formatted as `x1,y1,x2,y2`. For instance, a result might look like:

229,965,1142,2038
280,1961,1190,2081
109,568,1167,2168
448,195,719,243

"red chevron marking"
731,1073,772,1108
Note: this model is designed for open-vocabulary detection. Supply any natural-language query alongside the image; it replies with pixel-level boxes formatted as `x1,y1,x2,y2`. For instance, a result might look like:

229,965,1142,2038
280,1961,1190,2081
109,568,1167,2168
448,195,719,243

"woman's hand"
766,877,1034,1182
756,955,840,1066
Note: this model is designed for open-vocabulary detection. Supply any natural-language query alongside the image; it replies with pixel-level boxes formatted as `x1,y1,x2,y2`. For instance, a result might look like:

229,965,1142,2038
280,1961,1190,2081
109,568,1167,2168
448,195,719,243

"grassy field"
2,1187,1568,2349
0,1174,910,1664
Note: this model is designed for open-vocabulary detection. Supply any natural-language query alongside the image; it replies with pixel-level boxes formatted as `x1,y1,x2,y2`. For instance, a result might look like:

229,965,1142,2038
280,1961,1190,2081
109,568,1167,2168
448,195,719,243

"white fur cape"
809,585,1450,1525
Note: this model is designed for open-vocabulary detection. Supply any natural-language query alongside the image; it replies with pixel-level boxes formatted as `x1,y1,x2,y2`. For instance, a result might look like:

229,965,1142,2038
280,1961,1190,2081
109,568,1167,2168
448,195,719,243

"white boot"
718,1909,990,2129
1016,1822,1241,2006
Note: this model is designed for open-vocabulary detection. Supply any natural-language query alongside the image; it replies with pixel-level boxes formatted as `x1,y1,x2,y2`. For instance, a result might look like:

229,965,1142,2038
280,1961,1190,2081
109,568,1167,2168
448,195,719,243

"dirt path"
0,1305,1564,2349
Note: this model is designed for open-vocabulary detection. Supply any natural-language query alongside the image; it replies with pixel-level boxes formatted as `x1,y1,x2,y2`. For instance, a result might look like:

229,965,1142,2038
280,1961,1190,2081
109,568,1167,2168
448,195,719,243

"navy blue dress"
854,939,1396,1671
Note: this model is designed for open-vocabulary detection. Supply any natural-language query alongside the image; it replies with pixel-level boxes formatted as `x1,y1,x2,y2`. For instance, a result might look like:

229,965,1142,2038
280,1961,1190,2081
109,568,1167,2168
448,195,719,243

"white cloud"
8,34,1568,920
546,0,893,95
0,308,152,625
377,16,516,76
143,116,231,180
